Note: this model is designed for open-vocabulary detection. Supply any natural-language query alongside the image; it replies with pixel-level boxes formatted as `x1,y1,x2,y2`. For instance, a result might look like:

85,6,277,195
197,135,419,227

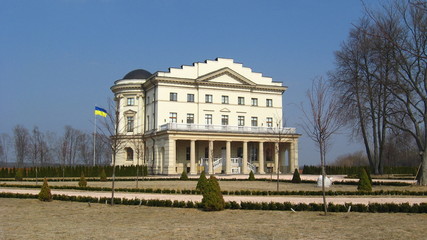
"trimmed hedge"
2,192,426,213
302,165,417,175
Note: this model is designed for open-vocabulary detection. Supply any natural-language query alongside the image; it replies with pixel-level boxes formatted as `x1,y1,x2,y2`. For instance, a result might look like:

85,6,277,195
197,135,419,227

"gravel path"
2,187,426,205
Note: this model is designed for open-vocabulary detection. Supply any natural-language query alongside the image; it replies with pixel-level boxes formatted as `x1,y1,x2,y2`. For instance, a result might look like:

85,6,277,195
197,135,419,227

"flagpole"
93,106,96,167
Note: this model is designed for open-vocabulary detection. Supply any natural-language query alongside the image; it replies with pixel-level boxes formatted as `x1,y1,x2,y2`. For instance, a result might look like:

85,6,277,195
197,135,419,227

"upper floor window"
221,115,229,125
205,94,213,103
238,116,245,126
187,94,194,102
251,117,258,127
205,114,212,125
127,116,134,132
187,113,194,124
170,92,177,101
169,112,177,123
238,97,245,105
266,117,273,127
221,95,229,104
266,99,273,107
251,98,258,106
127,97,135,106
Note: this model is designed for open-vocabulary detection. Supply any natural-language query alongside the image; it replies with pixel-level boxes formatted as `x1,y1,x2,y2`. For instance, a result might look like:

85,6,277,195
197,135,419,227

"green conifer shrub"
201,175,225,211
358,168,372,192
180,170,189,180
78,172,87,187
291,168,302,183
196,171,208,193
38,178,52,202
248,170,255,181
15,168,24,181
99,169,107,182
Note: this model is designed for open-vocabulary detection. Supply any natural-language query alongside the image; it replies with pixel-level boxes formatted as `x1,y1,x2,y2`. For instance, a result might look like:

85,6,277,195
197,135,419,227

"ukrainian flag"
95,106,107,117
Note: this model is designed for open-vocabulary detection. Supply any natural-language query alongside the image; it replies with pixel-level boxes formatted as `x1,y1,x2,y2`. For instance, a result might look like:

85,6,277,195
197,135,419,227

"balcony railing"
159,123,297,134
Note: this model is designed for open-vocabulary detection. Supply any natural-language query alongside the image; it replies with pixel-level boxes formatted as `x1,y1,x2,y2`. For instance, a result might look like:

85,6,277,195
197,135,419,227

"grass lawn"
0,198,426,240
2,180,427,192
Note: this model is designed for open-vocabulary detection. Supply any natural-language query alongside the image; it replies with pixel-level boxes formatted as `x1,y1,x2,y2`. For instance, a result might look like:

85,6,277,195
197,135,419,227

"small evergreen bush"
196,171,208,193
201,175,225,211
15,168,24,181
248,170,255,181
38,178,52,202
78,172,87,187
291,168,302,183
358,168,372,192
99,169,107,182
180,170,189,180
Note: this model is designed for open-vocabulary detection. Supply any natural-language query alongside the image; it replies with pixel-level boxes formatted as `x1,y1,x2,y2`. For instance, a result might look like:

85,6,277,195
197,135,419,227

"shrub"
78,172,87,188
196,171,208,193
38,178,52,202
291,168,301,183
15,168,24,181
201,175,225,211
180,170,189,180
99,169,107,182
248,170,255,181
357,168,372,192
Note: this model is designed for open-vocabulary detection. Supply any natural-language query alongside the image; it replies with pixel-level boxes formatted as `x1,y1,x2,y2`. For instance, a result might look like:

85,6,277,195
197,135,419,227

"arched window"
126,147,134,161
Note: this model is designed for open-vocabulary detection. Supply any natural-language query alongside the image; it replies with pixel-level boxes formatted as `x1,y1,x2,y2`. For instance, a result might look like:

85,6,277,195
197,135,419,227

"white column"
242,141,248,174
190,140,196,175
164,139,176,174
208,140,214,174
289,142,295,173
226,141,231,174
258,142,265,174
274,142,279,174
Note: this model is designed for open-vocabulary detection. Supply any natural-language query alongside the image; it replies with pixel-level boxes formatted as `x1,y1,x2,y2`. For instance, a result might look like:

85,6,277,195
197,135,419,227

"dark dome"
123,69,152,79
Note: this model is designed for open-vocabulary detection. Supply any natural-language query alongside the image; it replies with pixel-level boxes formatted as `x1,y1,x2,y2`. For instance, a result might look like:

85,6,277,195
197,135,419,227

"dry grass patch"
0,198,426,240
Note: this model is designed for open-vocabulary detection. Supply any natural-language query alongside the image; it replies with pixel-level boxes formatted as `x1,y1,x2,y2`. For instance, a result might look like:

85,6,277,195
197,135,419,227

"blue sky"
0,0,379,165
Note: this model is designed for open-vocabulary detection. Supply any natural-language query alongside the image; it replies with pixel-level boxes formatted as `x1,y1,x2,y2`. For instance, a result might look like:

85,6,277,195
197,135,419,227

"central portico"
111,58,300,175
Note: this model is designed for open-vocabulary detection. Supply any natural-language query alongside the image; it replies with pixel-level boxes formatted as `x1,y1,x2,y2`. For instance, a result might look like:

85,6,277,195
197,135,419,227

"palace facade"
111,58,300,175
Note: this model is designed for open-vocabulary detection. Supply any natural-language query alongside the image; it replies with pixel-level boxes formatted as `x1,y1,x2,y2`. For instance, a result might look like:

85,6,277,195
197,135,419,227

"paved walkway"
1,188,426,205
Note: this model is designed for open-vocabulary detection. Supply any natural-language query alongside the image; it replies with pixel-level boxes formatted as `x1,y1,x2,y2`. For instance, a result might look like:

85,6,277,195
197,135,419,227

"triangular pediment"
197,68,256,86
124,109,137,115
220,108,231,112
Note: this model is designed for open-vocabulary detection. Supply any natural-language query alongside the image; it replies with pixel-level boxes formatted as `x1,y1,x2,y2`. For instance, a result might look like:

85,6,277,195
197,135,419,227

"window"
221,95,229,104
187,94,194,102
266,99,273,107
238,97,245,105
251,98,258,106
147,97,150,104
127,116,134,132
187,113,194,124
170,92,177,101
238,116,245,126
205,114,212,125
266,117,273,127
221,115,229,125
205,94,213,103
126,147,134,161
127,97,135,106
186,147,190,161
251,117,258,127
169,112,177,123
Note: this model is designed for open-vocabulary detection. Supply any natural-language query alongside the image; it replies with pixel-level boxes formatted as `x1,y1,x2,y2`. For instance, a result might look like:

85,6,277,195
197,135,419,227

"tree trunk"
320,142,327,215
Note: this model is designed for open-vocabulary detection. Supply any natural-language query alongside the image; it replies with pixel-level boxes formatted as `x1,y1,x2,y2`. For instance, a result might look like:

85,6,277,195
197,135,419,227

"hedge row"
1,192,426,213
0,165,148,178
302,165,417,175
2,183,425,196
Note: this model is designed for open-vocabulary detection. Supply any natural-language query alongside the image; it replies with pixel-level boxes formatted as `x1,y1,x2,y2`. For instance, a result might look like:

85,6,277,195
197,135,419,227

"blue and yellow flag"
94,106,107,117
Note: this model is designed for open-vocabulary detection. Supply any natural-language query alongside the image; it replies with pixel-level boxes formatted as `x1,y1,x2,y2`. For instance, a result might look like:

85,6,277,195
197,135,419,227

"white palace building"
111,58,300,175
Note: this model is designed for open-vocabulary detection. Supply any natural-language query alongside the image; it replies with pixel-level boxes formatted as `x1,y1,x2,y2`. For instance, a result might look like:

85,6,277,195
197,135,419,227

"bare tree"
362,1,427,184
77,132,92,165
130,135,145,188
13,125,30,167
0,133,12,166
301,77,343,215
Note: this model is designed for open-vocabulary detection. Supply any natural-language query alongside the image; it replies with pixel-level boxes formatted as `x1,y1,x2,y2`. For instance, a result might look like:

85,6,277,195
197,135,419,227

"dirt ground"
2,180,427,192
0,198,426,240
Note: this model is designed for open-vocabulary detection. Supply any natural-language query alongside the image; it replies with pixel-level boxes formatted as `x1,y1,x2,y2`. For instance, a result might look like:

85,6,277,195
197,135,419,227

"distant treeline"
0,165,148,178
302,165,418,175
